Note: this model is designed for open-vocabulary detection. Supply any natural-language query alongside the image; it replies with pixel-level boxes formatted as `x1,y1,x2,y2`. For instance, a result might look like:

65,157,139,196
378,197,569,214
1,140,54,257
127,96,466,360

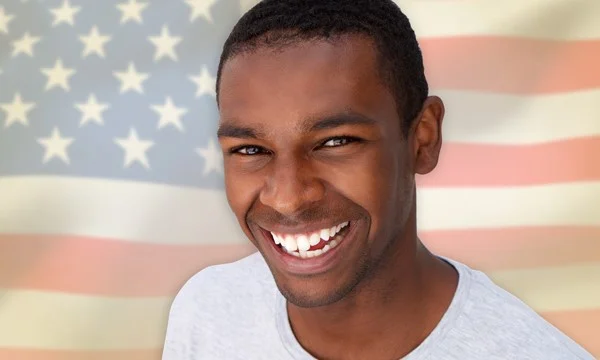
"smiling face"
217,35,440,308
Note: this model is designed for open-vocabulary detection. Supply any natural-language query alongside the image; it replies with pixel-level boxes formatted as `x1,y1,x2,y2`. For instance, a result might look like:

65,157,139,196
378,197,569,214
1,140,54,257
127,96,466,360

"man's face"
217,35,423,307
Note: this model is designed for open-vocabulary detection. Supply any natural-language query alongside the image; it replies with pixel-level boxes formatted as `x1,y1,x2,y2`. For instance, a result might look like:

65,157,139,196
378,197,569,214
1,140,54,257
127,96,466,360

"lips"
257,220,358,275
269,221,350,257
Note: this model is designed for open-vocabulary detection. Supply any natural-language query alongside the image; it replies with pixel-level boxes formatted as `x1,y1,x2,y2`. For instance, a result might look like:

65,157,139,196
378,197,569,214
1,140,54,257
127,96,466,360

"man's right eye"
230,145,265,156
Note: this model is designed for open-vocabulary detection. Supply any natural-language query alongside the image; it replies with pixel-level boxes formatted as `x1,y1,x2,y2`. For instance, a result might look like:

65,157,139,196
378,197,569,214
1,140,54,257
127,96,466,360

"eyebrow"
217,111,377,139
217,123,263,139
306,112,377,132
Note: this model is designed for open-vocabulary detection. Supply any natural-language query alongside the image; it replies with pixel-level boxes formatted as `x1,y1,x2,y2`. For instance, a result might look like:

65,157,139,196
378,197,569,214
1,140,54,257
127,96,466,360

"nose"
259,157,325,216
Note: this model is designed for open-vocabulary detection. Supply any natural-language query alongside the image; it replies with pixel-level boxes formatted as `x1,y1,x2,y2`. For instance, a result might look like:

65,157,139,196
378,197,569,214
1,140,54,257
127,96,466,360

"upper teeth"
270,221,349,253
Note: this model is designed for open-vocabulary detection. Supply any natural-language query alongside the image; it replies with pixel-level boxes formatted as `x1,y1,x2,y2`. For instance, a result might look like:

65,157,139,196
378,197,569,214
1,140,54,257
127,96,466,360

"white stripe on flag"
0,289,171,350
0,176,245,245
2,177,600,244
490,263,600,312
399,0,600,40
416,182,600,231
438,89,600,145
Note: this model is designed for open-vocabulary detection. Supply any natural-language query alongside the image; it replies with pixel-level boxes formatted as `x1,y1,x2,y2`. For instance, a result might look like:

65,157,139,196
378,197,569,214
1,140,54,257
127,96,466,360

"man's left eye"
322,137,357,147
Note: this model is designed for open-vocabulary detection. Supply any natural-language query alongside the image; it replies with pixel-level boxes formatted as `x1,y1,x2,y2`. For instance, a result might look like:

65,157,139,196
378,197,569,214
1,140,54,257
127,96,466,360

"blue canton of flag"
0,0,249,190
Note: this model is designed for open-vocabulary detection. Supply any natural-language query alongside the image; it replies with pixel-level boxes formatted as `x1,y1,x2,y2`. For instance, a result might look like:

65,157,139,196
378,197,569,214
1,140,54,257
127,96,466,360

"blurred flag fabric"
0,0,599,359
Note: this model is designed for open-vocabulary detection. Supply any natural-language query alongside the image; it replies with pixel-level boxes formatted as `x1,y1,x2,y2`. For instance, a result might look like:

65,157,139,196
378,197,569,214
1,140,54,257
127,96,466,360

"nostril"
260,163,326,215
259,184,307,215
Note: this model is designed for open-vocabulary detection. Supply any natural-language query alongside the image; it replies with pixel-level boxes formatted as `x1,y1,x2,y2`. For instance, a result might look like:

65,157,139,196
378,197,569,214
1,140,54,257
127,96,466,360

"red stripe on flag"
2,227,600,296
0,234,256,296
0,349,161,360
418,137,600,187
421,37,600,94
420,226,600,271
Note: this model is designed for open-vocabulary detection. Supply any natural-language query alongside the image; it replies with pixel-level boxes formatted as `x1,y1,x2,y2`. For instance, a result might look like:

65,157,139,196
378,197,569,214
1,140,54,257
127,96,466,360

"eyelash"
228,136,361,156
321,136,360,148
228,145,269,156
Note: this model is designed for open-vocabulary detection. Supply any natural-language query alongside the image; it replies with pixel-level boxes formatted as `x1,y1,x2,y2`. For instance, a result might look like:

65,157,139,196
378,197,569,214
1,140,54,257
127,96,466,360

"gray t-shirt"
162,252,595,359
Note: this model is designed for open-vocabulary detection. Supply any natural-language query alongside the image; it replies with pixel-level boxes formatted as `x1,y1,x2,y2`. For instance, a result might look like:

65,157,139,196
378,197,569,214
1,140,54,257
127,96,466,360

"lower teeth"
283,237,341,258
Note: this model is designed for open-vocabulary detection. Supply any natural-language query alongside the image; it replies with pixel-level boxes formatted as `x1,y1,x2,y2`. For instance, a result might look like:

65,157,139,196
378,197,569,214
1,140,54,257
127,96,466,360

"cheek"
323,147,400,235
224,169,261,228
369,161,402,239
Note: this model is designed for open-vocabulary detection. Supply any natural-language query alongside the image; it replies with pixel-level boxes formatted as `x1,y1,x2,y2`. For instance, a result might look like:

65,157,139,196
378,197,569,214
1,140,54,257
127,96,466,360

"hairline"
216,31,412,133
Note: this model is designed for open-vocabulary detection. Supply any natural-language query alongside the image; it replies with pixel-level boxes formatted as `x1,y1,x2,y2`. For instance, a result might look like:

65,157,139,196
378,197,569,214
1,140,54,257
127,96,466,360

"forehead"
217,35,398,133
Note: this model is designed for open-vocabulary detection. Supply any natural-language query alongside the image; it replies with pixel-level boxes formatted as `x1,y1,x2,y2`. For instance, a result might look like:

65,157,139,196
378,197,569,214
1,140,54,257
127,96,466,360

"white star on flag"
184,0,218,23
50,0,81,27
0,6,15,34
79,26,111,58
148,25,182,62
196,138,223,175
1,93,36,128
116,0,148,24
114,128,154,169
113,62,150,94
75,94,110,126
37,127,75,164
150,96,188,131
11,32,41,57
189,66,216,97
40,58,76,92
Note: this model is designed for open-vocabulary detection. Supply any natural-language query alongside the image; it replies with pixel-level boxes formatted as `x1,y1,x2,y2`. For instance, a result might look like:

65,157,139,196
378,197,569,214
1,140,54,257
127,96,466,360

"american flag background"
0,0,598,358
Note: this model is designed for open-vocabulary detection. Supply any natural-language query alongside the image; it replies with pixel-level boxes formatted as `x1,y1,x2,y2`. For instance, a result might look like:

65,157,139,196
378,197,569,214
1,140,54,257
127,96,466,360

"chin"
248,215,374,307
271,259,372,309
276,279,350,308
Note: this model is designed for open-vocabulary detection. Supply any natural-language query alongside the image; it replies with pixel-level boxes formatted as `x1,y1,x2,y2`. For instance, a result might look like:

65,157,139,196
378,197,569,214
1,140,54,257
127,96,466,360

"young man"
163,0,594,359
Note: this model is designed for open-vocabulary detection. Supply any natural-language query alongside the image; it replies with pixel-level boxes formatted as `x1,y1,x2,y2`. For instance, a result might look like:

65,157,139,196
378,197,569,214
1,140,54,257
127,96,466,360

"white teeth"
298,249,325,258
296,235,310,252
271,221,351,258
284,235,298,252
292,244,334,258
309,233,321,246
272,233,281,245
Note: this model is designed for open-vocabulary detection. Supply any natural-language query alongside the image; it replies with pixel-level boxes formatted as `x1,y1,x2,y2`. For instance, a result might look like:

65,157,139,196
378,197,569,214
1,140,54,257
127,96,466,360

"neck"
286,217,457,359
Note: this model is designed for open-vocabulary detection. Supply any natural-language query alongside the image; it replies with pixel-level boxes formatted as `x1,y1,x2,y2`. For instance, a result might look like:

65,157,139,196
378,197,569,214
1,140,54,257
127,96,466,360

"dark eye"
231,145,266,155
321,136,358,148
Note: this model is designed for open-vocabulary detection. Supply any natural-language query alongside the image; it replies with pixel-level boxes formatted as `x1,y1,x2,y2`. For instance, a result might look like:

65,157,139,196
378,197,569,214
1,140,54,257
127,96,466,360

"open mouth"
266,221,352,259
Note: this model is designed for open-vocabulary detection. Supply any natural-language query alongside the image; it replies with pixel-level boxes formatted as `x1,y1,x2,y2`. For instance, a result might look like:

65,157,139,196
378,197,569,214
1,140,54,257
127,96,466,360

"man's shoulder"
163,253,279,359
164,252,275,339
449,261,594,359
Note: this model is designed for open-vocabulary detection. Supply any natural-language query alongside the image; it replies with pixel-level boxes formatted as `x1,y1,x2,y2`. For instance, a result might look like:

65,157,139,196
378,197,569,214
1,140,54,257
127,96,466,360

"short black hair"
216,0,429,135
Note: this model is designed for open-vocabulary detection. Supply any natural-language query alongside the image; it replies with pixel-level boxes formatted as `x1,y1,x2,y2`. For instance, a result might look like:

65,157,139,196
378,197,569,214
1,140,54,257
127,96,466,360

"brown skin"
217,34,458,360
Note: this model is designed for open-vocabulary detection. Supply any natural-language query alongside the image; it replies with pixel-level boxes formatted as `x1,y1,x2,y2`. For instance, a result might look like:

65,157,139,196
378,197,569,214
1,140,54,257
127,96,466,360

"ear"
412,96,444,175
